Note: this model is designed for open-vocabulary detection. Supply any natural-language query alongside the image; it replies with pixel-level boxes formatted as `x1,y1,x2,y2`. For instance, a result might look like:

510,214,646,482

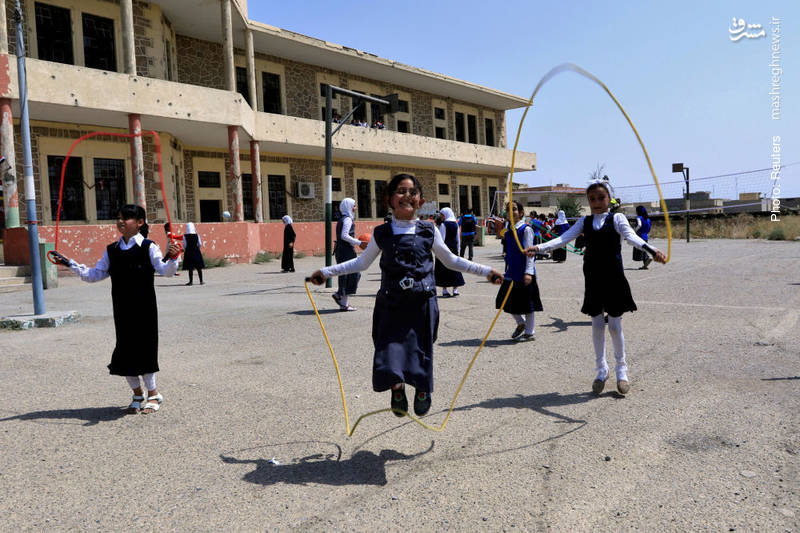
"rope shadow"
437,337,518,348
225,286,307,296
542,316,593,333
220,441,434,487
453,392,596,424
288,308,353,316
0,406,128,426
761,376,800,381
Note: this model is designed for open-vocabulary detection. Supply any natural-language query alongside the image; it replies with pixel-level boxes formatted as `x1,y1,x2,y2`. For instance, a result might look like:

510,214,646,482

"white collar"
118,233,144,250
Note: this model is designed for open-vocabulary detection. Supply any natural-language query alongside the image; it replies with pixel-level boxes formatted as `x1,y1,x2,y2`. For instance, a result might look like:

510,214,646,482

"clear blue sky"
249,1,798,197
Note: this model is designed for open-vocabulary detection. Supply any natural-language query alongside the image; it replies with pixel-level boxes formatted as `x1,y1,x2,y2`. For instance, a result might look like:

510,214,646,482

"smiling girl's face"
389,177,425,220
587,185,611,214
116,212,144,241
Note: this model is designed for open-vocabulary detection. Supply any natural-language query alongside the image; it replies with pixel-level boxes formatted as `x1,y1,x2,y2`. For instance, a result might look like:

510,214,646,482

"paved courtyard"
1,238,798,531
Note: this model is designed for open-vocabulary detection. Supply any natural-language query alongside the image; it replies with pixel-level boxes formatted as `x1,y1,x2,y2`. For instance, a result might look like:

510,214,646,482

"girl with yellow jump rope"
309,174,504,417
524,178,666,396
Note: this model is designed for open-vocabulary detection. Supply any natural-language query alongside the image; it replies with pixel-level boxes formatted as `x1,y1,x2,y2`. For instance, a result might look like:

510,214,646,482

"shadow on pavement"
437,337,518,347
761,376,800,381
454,392,596,424
0,406,128,426
542,316,593,333
221,441,434,487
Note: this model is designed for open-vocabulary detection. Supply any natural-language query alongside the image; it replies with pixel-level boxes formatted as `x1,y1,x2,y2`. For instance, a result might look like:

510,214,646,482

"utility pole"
323,85,397,288
14,0,45,314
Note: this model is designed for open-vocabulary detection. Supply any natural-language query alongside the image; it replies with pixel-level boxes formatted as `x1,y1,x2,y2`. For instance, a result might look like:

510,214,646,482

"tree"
557,196,583,218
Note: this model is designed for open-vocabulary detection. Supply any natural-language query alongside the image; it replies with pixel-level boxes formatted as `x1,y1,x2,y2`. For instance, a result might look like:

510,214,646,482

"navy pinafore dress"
107,239,160,376
371,221,439,393
334,215,360,295
495,223,543,314
580,214,637,317
434,220,465,288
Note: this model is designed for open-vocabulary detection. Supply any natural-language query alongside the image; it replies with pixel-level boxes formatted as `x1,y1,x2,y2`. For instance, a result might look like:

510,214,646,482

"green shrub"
253,252,277,263
294,251,306,259
767,226,786,240
202,255,229,268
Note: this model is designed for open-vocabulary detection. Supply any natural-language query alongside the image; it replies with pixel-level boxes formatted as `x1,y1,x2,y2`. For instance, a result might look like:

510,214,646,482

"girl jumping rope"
59,204,180,413
310,174,503,417
525,179,666,395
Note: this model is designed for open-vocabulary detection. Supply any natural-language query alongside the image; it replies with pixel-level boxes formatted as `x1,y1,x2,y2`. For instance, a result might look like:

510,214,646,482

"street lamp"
672,163,690,242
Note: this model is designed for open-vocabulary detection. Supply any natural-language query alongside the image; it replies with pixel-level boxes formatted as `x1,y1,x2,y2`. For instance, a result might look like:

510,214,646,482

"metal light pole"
323,85,396,288
672,162,690,243
14,1,45,314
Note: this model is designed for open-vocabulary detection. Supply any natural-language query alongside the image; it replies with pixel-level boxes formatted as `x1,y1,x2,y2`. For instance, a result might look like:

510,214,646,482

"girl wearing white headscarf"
551,210,570,262
434,207,464,297
182,222,205,285
281,215,296,272
332,198,365,310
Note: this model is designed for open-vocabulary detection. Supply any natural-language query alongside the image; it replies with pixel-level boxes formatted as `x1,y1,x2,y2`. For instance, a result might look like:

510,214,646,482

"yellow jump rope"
305,63,671,437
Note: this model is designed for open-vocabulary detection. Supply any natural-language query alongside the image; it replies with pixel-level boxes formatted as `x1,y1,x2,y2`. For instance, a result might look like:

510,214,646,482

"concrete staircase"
0,265,32,293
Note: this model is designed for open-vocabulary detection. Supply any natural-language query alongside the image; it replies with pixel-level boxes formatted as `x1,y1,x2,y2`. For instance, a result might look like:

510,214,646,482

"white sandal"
141,393,163,414
128,395,145,414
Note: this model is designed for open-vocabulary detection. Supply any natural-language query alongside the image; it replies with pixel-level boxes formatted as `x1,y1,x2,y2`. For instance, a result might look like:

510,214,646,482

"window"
174,165,183,219
267,175,287,220
438,183,449,195
236,66,250,106
471,185,482,216
82,13,116,71
199,199,221,222
397,121,409,133
489,186,498,214
332,177,342,192
352,97,367,123
434,107,445,120
320,83,336,98
165,39,173,81
370,94,385,125
242,173,254,220
198,171,221,188
397,100,409,113
356,179,371,218
262,72,282,114
93,158,125,220
485,118,495,147
35,2,73,65
455,112,465,142
467,114,477,144
435,127,446,139
48,155,84,221
375,180,388,219
459,185,468,212
439,202,451,209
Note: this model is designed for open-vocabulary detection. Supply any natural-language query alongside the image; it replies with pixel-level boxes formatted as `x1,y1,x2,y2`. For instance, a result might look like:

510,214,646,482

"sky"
249,1,799,198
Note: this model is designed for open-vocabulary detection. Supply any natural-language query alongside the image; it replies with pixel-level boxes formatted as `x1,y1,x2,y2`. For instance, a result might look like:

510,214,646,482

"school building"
0,0,536,264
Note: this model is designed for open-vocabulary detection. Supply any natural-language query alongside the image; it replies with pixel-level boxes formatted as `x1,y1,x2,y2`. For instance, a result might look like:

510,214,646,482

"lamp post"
323,85,397,287
672,163,690,242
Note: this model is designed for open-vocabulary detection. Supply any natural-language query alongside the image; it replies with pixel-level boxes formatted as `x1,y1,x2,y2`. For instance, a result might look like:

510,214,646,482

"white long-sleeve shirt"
321,218,491,278
338,216,362,246
536,212,649,253
69,233,179,282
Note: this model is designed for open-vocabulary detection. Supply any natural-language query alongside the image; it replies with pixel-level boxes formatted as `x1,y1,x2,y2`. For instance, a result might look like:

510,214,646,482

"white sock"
339,293,348,307
142,373,157,392
442,289,450,296
125,376,141,390
512,314,525,325
607,316,628,381
591,314,608,380
524,313,535,335
453,288,459,295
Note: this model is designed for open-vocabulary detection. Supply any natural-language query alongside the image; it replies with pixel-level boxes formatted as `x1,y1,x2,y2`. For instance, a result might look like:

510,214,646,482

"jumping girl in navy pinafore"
496,200,543,342
526,179,666,395
311,174,503,417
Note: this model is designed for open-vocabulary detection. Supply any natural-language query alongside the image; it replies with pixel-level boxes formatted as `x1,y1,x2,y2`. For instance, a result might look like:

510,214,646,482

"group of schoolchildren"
62,174,664,420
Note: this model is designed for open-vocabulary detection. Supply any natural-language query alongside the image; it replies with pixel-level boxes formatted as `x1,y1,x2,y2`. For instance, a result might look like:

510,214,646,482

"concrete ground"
1,238,798,531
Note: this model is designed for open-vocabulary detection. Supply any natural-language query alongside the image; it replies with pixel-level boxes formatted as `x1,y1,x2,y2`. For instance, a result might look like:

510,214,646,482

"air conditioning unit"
295,182,315,199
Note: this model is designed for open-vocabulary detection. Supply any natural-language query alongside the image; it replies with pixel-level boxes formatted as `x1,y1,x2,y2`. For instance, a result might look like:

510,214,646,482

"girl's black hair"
586,182,611,196
385,173,424,205
508,200,524,218
120,204,146,221
636,205,649,219
119,204,148,237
